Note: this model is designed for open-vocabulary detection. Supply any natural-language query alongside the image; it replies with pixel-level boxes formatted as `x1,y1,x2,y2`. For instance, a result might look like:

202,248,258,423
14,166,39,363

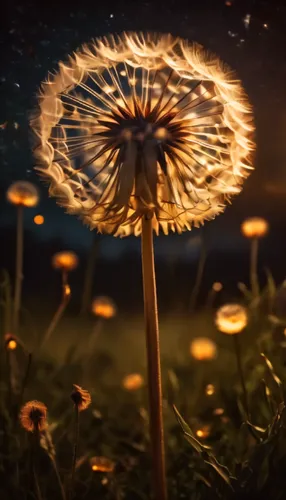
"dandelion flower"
91,296,117,319
20,400,47,432
52,251,78,272
71,384,91,411
7,181,39,208
205,383,215,396
122,373,144,391
215,303,248,334
31,32,254,237
90,456,115,473
190,337,217,361
241,217,268,239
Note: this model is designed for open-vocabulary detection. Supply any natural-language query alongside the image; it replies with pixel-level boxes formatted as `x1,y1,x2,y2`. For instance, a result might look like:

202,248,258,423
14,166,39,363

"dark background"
1,0,286,311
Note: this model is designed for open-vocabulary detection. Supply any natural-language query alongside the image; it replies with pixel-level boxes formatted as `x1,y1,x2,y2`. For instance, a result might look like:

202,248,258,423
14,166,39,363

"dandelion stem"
40,271,70,348
250,237,259,298
233,335,249,419
189,240,207,311
51,458,66,500
70,406,79,500
13,205,24,334
29,429,42,500
141,215,167,500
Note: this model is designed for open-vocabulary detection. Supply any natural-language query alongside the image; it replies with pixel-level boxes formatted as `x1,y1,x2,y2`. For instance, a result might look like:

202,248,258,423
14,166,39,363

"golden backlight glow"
19,401,47,432
31,32,254,237
122,373,144,391
91,296,117,319
215,303,248,334
190,337,217,361
34,214,44,225
7,339,17,351
90,456,115,473
241,217,269,239
52,251,78,272
7,181,39,208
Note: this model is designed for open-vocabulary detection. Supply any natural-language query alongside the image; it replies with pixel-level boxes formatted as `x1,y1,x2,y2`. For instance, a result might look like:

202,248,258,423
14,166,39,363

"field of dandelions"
2,193,286,500
2,32,286,500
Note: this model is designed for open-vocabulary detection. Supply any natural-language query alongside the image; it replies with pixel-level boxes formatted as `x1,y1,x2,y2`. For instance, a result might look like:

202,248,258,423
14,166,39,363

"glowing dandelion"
7,181,39,334
122,373,144,391
41,251,78,347
190,337,217,361
31,32,254,500
215,303,249,417
91,295,117,319
215,303,248,335
20,400,47,432
241,217,269,298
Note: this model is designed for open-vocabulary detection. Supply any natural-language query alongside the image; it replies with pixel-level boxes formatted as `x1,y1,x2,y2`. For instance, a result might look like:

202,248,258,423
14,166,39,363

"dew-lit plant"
31,31,255,500
7,181,39,334
241,217,269,298
41,251,77,347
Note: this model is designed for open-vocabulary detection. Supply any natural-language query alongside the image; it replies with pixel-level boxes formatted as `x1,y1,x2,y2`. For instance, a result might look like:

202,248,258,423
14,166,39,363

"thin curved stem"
13,205,24,334
40,271,71,348
51,458,66,500
141,215,167,500
69,406,79,500
233,335,249,419
250,237,259,298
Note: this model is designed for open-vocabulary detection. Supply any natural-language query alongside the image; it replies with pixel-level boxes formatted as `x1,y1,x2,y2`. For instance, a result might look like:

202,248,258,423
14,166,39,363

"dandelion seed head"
7,181,39,208
31,32,255,236
241,217,269,239
122,373,144,391
190,337,217,361
71,384,91,411
20,401,47,432
52,251,78,271
215,303,248,334
91,296,117,318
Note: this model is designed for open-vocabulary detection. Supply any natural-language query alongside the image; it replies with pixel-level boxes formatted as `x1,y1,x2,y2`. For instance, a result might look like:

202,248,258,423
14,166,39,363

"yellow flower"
31,32,254,237
215,303,248,334
71,384,91,411
241,217,269,239
122,373,144,391
52,251,78,272
20,401,47,432
190,337,217,361
7,181,39,207
91,296,117,319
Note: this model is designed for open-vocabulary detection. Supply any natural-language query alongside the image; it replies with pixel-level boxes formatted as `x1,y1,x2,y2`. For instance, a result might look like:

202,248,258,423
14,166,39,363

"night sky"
1,0,286,283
